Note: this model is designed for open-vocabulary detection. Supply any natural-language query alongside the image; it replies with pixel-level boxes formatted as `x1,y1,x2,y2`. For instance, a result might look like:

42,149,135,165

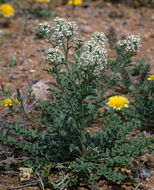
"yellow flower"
1,98,13,106
14,98,19,104
107,96,129,110
0,4,14,18
36,0,50,2
68,0,82,5
5,83,11,89
147,75,154,80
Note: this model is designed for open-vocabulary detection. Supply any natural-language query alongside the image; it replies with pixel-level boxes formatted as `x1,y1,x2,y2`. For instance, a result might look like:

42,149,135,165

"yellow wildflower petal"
1,98,13,107
147,75,154,80
36,0,50,2
5,83,11,89
14,98,19,104
0,4,14,18
68,0,82,5
107,96,129,110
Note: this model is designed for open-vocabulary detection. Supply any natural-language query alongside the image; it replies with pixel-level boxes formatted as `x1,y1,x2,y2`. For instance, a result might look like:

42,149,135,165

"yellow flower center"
0,4,14,18
5,83,11,89
148,75,154,80
107,96,129,110
1,98,13,106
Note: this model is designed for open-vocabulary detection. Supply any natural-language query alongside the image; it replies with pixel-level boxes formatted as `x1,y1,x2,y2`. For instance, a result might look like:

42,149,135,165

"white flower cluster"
39,22,51,33
91,32,107,48
52,17,78,38
117,35,141,54
52,18,66,38
83,40,97,52
79,32,108,74
45,47,64,65
80,45,108,74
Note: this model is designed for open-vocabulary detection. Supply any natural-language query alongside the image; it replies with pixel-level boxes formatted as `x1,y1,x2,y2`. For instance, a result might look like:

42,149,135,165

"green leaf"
129,85,135,91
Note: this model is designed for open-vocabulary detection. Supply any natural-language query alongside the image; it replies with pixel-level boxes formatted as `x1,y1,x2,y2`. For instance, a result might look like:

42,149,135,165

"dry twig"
0,181,38,189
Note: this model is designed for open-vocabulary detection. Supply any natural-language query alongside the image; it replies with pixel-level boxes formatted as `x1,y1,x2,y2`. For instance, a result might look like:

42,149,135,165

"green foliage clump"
127,75,154,129
0,114,153,188
107,31,154,130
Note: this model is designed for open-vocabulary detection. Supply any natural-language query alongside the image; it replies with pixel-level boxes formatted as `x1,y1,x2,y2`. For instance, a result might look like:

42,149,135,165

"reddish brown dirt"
0,0,154,189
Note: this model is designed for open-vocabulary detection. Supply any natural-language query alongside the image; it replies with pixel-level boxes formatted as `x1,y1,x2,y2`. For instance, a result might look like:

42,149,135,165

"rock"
105,2,112,8
122,20,127,25
8,51,16,56
38,46,48,52
143,33,151,40
151,14,154,21
31,78,40,84
104,9,110,16
143,131,151,136
140,169,152,179
10,75,20,80
93,12,99,17
146,49,151,53
87,8,91,13
151,33,154,38
109,9,122,18
32,81,50,100
141,154,151,162
80,25,93,33
22,66,29,71
30,69,36,73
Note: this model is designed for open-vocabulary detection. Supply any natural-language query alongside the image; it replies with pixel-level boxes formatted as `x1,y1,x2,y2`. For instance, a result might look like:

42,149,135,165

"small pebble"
8,51,15,56
80,25,93,33
31,78,40,84
10,75,20,80
93,12,99,17
140,168,152,179
22,66,29,71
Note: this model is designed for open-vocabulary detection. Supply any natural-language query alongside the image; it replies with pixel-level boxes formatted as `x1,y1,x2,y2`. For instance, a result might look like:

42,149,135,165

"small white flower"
45,47,64,65
83,40,97,52
91,32,107,48
39,22,51,33
80,45,108,74
117,35,141,54
64,21,78,38
52,17,77,39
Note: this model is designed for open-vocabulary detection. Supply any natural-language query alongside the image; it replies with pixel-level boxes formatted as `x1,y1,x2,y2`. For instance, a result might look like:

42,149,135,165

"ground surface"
0,0,154,189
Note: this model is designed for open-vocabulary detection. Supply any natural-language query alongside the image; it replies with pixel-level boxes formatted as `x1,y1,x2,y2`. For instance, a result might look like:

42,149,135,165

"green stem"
79,94,87,157
20,101,34,123
45,33,55,48
62,38,71,74
54,67,77,120
80,128,87,157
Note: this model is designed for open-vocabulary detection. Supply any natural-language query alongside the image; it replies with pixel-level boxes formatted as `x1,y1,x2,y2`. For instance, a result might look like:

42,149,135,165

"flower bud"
28,86,33,94
2,85,8,95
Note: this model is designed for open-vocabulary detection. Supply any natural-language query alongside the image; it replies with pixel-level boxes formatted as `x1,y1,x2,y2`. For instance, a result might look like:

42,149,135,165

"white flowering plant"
116,35,141,56
107,33,143,93
107,29,154,129
40,17,116,157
